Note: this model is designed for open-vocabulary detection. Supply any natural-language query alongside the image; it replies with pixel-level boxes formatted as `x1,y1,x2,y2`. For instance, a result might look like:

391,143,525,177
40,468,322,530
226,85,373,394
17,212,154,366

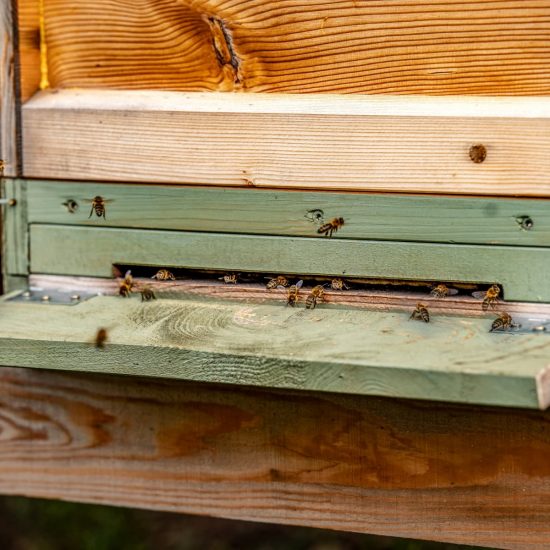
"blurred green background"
0,496,488,550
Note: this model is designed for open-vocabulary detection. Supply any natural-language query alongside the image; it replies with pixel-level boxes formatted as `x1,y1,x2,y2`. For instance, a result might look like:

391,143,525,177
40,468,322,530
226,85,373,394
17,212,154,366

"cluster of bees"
410,283,516,332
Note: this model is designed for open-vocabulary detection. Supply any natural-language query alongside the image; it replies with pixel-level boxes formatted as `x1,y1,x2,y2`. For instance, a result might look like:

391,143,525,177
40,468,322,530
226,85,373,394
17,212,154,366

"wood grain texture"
0,0,18,176
29,224,550,302
25,179,550,247
22,0,550,96
17,0,40,101
21,90,550,195
0,367,550,549
1,179,27,289
0,293,549,409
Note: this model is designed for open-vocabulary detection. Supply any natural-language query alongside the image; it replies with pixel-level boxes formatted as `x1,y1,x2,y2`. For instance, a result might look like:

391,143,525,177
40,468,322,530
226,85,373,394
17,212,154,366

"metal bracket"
5,287,100,305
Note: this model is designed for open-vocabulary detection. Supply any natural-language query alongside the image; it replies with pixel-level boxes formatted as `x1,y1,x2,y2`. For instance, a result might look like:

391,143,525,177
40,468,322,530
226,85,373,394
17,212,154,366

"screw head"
41,295,50,302
516,216,534,230
469,144,487,163
71,294,81,301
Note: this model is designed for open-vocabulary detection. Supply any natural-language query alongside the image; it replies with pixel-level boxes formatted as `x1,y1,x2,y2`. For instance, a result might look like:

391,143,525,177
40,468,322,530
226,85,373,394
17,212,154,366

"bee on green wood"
317,217,345,237
331,278,350,291
430,284,458,299
473,285,500,312
287,280,303,307
410,303,430,323
305,285,325,310
119,270,134,297
140,286,156,301
85,196,113,220
95,328,108,349
490,312,518,332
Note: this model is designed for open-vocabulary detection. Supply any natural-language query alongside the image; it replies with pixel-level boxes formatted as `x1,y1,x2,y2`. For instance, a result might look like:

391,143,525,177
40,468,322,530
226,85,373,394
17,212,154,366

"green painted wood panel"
0,295,547,409
25,180,550,246
30,224,550,302
1,179,28,281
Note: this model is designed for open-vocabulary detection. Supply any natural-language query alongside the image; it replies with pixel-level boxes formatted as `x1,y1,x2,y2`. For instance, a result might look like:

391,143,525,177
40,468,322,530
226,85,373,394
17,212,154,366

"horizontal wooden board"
20,0,550,96
2,368,550,549
29,224,550,302
25,179,550,246
0,294,549,409
22,90,550,195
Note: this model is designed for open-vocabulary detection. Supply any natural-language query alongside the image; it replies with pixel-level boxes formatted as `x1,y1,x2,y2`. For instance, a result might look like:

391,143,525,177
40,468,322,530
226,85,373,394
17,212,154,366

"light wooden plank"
0,0,18,176
0,294,548,409
29,224,550,302
2,368,550,549
1,179,27,282
22,90,550,195
20,0,550,96
25,179,550,246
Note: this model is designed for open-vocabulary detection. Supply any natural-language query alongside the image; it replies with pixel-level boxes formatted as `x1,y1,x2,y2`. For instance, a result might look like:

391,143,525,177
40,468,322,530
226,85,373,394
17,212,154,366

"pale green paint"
0,295,545,409
25,179,550,246
30,224,550,302
1,179,28,291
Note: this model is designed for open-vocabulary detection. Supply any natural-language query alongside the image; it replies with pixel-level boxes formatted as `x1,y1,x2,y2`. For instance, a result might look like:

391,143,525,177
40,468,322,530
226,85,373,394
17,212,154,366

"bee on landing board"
490,312,518,332
331,278,350,291
95,328,108,349
119,270,134,297
152,269,175,281
473,285,500,312
410,303,430,323
305,285,325,310
430,284,458,299
266,275,289,290
317,217,345,237
85,196,112,220
219,273,238,284
287,280,303,307
140,286,156,301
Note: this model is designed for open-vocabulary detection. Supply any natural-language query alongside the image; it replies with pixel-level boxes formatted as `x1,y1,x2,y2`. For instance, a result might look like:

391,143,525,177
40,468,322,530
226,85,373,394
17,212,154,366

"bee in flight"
119,270,134,297
95,328,108,349
410,303,430,323
85,196,112,220
152,269,175,281
430,284,458,299
219,273,238,284
317,217,345,237
287,280,303,307
266,275,289,289
305,285,326,310
140,286,156,301
490,312,518,332
331,278,350,291
473,285,501,312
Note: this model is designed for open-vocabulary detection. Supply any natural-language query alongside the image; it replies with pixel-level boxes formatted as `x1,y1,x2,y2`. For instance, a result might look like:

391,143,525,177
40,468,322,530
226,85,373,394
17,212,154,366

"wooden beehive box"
2,3,550,548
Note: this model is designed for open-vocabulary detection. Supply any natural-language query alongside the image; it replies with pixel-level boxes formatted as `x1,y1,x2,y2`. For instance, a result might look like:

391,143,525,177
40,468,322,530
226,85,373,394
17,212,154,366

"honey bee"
95,328,108,349
330,278,350,291
490,312,518,332
317,217,345,237
219,273,238,284
119,270,133,297
473,285,501,311
430,284,459,299
152,269,175,281
85,196,112,220
0,159,5,175
266,275,289,289
410,303,430,323
140,287,156,301
287,280,303,307
305,285,325,310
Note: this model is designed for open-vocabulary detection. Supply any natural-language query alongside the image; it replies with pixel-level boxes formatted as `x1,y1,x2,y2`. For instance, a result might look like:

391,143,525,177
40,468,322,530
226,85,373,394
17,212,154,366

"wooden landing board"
22,90,550,196
0,294,549,409
0,367,549,549
25,180,550,247
18,0,550,96
29,224,550,302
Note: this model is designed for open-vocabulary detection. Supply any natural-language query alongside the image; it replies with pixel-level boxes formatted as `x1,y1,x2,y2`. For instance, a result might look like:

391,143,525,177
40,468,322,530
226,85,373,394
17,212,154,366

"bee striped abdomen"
152,269,175,281
410,303,430,323
317,217,345,237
